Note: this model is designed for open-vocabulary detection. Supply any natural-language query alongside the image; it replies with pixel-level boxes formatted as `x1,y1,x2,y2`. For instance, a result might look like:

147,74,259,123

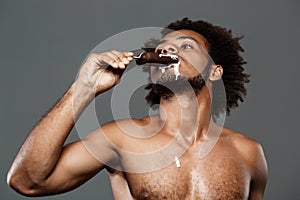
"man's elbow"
7,171,43,197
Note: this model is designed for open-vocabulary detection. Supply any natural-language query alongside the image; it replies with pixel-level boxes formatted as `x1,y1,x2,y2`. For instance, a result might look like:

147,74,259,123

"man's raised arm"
7,50,134,196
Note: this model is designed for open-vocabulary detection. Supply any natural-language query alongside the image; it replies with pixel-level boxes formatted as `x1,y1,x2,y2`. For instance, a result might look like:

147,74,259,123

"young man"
7,18,267,199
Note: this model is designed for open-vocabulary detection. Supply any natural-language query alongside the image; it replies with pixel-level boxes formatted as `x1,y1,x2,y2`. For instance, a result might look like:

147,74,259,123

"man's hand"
76,50,134,95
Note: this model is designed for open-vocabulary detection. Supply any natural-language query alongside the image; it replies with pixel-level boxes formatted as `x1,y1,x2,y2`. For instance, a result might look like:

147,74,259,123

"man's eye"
181,44,193,49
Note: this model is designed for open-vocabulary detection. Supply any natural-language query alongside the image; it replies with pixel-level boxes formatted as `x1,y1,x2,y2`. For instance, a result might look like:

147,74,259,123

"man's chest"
122,145,251,200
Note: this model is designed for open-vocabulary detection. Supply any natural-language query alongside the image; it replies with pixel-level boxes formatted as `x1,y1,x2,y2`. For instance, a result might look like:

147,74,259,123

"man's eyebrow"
177,36,199,44
156,36,200,46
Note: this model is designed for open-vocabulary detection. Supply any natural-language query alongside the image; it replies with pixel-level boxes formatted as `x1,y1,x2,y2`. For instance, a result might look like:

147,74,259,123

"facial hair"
145,71,208,107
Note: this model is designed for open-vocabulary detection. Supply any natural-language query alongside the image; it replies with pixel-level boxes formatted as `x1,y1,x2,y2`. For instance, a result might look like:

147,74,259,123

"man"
7,18,267,199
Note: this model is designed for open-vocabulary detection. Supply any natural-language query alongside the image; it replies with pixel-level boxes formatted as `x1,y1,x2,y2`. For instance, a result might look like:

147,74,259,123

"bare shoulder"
97,117,151,147
223,128,268,177
223,128,260,153
82,118,142,170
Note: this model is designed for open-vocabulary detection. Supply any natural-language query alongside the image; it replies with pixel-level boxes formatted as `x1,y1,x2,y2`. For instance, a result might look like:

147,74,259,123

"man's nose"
161,44,178,54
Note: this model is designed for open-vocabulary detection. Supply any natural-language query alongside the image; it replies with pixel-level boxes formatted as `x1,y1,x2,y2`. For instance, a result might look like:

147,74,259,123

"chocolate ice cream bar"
134,52,178,65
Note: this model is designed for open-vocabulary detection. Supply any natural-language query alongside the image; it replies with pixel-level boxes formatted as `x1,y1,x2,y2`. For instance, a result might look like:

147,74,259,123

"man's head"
145,18,250,116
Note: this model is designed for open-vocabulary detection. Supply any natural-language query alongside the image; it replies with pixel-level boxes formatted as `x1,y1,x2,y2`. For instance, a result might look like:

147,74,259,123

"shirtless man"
7,18,268,199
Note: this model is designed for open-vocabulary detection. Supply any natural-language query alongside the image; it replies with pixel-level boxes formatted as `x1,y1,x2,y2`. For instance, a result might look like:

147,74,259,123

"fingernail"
119,62,125,68
112,62,118,67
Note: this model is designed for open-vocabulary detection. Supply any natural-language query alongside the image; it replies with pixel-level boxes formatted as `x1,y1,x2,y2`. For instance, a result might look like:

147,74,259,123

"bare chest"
123,146,251,200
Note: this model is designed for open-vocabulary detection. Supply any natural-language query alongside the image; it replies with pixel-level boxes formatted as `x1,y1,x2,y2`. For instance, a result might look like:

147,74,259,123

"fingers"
109,50,132,69
91,50,134,69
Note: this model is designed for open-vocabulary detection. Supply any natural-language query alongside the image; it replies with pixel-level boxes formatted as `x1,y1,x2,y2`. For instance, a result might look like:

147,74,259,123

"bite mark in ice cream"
159,53,179,61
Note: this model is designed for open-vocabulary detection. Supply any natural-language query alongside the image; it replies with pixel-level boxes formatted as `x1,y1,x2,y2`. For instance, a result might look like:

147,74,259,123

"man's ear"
209,65,223,81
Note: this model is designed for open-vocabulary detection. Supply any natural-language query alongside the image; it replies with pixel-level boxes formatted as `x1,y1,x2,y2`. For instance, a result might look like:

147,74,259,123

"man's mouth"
158,53,179,61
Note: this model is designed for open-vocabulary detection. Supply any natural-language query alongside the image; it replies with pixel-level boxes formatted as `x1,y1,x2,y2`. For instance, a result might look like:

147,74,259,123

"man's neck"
158,90,212,143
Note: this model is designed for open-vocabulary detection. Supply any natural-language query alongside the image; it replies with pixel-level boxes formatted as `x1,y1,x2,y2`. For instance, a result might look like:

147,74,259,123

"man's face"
145,30,212,102
151,29,210,83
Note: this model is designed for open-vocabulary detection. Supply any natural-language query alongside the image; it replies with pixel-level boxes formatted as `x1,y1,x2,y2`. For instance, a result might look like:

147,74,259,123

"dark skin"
7,30,267,199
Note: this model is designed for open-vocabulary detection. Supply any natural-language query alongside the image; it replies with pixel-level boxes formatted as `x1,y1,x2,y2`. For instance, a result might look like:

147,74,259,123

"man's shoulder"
223,128,267,172
102,117,151,130
222,128,260,148
99,116,152,139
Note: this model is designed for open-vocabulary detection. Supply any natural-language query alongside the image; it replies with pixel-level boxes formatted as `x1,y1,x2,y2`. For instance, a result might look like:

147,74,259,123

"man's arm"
233,133,268,200
248,143,268,200
7,50,134,196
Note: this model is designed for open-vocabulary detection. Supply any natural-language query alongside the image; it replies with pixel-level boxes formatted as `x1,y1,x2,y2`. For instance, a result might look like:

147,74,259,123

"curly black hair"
145,18,250,116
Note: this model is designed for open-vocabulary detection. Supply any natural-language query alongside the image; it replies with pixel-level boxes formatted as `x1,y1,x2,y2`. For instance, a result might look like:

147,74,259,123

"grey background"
1,0,299,199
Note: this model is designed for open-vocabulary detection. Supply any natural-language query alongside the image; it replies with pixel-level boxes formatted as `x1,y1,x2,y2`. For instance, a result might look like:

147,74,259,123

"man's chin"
146,74,207,103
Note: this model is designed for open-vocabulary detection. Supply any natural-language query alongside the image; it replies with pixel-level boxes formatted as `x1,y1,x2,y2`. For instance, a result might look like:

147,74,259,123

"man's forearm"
7,82,94,188
7,50,133,194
